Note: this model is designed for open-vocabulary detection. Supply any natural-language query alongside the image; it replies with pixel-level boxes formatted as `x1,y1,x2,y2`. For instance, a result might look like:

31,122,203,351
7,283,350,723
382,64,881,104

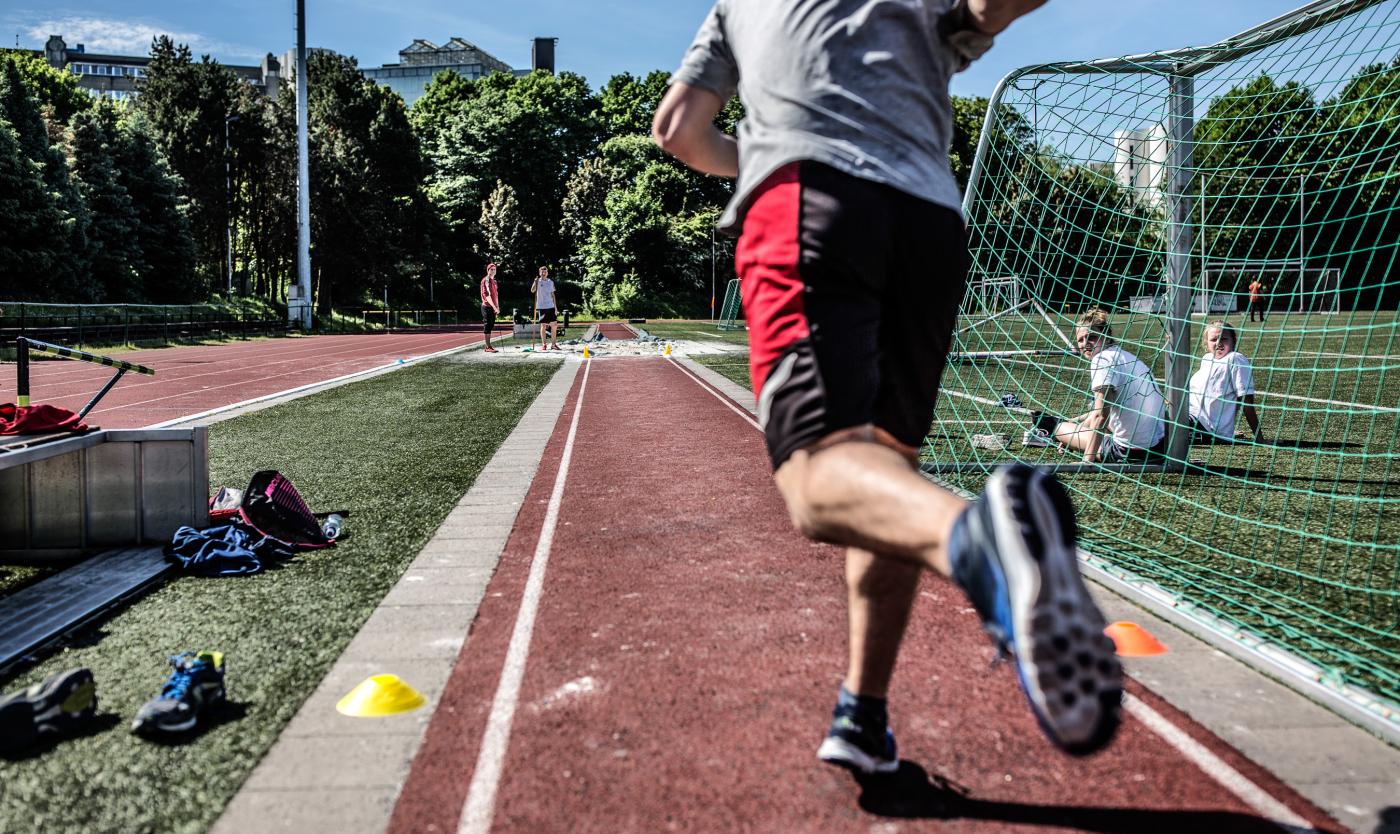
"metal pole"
225,115,238,297
16,337,29,407
1299,172,1306,314
293,0,312,330
710,226,716,320
1164,70,1195,472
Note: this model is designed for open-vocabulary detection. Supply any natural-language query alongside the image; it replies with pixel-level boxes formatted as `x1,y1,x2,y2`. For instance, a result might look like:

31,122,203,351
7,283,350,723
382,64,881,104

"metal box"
0,428,209,562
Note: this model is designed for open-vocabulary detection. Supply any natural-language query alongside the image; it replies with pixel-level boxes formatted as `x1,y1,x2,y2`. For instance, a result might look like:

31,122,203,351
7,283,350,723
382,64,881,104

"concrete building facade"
40,35,283,101
360,38,515,107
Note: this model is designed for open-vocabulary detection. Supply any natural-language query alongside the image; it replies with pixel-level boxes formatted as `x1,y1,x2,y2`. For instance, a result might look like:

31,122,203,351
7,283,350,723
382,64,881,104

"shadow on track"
854,761,1340,833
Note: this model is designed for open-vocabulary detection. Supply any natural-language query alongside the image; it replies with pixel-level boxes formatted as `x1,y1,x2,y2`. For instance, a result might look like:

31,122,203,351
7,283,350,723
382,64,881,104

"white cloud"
23,16,261,62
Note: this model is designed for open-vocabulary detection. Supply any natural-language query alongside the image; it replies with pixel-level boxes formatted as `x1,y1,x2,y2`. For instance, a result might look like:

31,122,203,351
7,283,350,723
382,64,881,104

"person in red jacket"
480,264,501,353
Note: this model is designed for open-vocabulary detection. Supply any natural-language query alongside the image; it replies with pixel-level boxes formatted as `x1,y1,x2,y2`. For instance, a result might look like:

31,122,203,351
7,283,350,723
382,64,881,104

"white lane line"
1124,695,1316,833
458,357,592,834
146,341,481,427
668,361,1320,833
666,357,761,431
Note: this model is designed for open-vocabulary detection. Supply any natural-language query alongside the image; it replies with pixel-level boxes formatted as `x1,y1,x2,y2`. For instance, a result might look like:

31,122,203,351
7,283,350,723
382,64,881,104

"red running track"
388,357,1342,833
0,332,485,428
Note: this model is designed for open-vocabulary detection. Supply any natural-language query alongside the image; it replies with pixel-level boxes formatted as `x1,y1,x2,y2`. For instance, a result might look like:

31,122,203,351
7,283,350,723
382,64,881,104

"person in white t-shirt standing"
1188,320,1262,443
531,266,560,351
1052,309,1167,464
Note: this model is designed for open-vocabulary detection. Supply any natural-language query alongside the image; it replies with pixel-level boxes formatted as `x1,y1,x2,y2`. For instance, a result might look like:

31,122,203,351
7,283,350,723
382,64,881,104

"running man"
531,266,559,351
1248,277,1268,322
1050,310,1167,464
480,263,501,354
654,0,1122,775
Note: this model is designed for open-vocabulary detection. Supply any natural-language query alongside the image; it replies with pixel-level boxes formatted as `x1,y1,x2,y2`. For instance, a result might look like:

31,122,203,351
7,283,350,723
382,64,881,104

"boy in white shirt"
530,266,560,351
1051,309,1166,463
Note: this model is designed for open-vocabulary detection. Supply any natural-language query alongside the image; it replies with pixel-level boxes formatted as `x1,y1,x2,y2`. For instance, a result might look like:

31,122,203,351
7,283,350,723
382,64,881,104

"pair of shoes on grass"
483,347,498,353
818,463,1124,775
0,651,227,752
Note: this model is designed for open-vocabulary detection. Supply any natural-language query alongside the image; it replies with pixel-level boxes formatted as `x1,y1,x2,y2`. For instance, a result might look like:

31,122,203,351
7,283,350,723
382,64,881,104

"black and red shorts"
481,304,496,334
736,161,969,468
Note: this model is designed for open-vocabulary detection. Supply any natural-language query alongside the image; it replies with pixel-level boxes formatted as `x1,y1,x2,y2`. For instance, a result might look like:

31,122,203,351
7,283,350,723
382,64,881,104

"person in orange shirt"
1247,278,1268,323
480,263,501,353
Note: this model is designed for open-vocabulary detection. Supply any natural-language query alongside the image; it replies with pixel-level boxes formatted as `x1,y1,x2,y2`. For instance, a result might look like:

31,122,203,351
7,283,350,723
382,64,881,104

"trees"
0,49,91,124
69,104,144,300
0,115,72,300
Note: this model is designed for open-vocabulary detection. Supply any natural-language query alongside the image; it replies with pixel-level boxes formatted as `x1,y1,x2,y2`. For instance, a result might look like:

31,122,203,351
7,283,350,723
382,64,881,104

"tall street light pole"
291,0,313,330
224,114,240,297
710,225,716,321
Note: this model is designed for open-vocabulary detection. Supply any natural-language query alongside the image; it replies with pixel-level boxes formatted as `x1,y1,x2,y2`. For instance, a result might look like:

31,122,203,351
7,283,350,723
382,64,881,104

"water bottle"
322,513,345,541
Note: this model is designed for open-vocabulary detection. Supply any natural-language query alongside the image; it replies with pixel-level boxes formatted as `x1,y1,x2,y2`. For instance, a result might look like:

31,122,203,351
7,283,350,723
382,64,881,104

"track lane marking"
668,355,1321,834
666,356,761,431
457,357,592,834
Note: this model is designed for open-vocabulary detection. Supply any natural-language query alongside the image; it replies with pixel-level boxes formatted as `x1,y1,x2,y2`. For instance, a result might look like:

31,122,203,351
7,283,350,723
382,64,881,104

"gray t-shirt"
673,0,972,235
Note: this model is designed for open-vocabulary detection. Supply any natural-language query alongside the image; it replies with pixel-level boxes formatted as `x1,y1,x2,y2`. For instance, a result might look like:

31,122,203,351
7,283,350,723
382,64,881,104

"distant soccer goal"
970,275,1023,316
1202,262,1342,316
717,278,744,331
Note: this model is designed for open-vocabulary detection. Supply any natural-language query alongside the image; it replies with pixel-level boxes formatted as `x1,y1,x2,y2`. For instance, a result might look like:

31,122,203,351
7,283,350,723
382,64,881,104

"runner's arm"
965,0,1051,34
653,82,737,178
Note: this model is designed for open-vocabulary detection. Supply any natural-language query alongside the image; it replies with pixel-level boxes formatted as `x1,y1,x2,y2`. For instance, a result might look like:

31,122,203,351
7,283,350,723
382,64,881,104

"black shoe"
131,651,226,736
0,667,98,754
949,463,1123,755
816,700,898,774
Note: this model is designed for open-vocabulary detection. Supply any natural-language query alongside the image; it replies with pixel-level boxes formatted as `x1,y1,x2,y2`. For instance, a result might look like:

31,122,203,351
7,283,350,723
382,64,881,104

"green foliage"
409,69,477,152
303,51,435,312
950,95,990,190
136,37,240,295
479,180,532,281
0,49,91,124
426,69,600,279
112,109,197,301
598,70,670,137
69,104,144,300
0,116,72,299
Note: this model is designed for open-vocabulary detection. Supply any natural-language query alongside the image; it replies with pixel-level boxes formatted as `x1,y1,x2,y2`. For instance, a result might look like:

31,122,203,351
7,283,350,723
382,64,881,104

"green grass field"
696,310,1399,707
0,356,560,834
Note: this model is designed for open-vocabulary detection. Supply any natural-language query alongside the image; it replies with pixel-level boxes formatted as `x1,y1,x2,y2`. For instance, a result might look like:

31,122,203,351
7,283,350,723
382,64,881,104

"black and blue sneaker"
949,463,1122,755
131,651,226,736
816,688,898,774
0,667,98,754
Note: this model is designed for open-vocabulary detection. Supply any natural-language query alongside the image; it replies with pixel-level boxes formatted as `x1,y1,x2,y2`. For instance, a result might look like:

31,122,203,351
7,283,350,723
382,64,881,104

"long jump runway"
387,356,1342,833
0,331,485,428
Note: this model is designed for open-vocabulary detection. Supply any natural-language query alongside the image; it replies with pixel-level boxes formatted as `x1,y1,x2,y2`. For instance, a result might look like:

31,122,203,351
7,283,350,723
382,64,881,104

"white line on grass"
1123,695,1317,833
668,361,1321,834
458,357,592,834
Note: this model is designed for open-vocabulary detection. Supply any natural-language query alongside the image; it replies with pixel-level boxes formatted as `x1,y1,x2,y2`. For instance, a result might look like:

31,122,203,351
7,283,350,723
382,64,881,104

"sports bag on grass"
238,470,332,549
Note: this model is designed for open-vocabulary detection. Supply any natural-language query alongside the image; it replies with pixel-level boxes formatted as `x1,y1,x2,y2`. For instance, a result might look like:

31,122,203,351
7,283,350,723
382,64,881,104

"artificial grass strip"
0,356,561,834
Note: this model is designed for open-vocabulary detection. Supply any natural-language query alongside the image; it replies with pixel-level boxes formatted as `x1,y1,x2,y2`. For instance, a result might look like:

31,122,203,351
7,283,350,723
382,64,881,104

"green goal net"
718,278,744,331
931,0,1400,717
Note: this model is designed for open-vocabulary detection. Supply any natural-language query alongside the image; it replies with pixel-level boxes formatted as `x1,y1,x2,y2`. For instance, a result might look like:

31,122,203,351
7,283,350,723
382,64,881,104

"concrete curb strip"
210,358,578,834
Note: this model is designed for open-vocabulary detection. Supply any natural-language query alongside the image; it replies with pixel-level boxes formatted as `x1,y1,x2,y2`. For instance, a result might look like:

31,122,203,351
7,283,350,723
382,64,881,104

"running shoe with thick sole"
1022,429,1053,447
952,463,1122,755
816,703,898,775
131,651,226,736
0,667,98,754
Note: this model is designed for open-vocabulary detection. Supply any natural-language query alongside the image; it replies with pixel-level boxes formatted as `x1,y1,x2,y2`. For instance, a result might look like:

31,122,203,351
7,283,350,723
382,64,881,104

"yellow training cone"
336,674,427,717
664,342,672,356
1104,621,1168,657
582,346,590,359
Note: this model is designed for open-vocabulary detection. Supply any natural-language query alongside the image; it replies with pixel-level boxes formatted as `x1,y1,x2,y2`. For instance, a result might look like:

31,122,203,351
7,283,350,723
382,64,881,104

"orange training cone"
335,674,427,717
1104,621,1168,657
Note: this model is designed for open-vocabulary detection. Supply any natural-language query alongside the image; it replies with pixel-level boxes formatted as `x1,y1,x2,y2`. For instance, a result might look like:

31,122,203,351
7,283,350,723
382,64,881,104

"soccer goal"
1201,262,1342,316
934,0,1400,728
717,278,743,331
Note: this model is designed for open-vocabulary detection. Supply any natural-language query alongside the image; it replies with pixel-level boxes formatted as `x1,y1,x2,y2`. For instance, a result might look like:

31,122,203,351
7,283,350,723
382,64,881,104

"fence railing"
0,301,290,347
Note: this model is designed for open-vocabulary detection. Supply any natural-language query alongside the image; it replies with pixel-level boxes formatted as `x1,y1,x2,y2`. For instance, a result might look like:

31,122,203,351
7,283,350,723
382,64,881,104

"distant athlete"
1189,320,1263,442
1248,278,1268,322
480,263,501,354
654,0,1122,776
531,266,560,351
1050,310,1166,464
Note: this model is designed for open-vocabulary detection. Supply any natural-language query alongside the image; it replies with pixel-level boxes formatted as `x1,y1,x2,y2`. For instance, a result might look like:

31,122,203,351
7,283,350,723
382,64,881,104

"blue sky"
3,0,1307,97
